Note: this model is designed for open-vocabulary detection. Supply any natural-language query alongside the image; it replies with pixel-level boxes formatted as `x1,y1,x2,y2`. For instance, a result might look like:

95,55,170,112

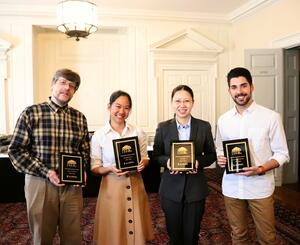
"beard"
52,93,72,107
232,93,252,107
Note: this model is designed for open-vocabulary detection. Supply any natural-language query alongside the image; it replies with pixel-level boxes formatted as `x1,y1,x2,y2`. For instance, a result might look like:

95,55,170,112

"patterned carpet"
0,169,300,245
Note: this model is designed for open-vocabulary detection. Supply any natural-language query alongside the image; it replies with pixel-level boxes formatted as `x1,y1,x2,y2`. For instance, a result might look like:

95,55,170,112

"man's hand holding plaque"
170,140,195,172
113,136,141,171
59,152,85,185
222,138,251,174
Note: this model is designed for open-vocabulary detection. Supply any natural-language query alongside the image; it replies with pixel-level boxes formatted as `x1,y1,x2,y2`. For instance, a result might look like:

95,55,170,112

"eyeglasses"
173,99,193,105
56,78,77,90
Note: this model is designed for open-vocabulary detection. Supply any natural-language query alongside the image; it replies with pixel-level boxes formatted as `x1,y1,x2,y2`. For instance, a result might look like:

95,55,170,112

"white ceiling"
0,0,260,14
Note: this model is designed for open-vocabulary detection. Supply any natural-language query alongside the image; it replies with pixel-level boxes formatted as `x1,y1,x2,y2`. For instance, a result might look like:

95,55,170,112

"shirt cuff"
269,154,289,166
39,165,50,178
91,158,102,170
216,149,224,156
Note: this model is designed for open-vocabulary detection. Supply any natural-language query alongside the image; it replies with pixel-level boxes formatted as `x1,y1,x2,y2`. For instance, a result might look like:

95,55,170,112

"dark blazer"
153,116,217,203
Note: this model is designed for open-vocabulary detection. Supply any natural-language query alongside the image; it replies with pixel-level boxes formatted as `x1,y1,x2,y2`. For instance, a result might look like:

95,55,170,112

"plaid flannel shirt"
8,98,90,178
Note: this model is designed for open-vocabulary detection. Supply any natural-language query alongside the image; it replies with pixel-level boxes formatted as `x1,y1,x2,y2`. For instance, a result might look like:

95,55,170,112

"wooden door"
159,65,216,129
245,49,284,185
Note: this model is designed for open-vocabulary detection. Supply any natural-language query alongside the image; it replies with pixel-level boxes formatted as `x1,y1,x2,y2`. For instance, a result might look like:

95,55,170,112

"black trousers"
160,196,206,245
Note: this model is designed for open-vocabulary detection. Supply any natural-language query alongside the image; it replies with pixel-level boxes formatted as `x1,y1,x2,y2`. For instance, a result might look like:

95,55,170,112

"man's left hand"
237,166,261,176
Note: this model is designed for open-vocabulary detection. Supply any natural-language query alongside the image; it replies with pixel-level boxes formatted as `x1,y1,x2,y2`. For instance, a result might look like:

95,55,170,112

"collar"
231,101,256,116
175,116,191,129
47,97,68,113
103,121,131,135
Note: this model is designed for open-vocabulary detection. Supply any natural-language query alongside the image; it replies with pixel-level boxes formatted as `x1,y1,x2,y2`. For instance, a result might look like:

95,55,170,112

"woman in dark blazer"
153,85,217,245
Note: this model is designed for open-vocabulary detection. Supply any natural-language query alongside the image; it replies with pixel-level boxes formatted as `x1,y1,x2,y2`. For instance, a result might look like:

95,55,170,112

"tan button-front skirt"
93,173,154,245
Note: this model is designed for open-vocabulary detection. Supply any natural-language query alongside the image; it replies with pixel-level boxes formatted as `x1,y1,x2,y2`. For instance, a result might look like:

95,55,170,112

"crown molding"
0,1,276,24
99,8,228,23
271,32,300,49
228,0,279,22
0,4,228,23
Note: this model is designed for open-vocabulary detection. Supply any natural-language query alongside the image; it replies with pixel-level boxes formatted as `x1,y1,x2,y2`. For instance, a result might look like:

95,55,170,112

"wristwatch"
257,165,266,176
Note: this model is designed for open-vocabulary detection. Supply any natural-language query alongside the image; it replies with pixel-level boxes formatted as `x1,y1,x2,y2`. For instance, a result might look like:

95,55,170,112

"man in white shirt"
215,67,289,244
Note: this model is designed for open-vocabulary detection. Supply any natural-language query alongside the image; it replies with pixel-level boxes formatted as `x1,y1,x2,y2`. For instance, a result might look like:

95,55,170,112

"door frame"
272,33,300,184
283,49,299,183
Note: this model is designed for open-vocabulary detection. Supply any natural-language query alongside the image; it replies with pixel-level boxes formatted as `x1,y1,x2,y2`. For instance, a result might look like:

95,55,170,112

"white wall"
0,21,34,133
231,0,300,66
0,0,299,134
0,7,231,135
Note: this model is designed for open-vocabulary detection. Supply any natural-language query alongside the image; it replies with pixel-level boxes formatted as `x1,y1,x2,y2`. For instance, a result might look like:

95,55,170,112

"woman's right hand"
217,155,227,168
166,158,180,175
110,165,129,176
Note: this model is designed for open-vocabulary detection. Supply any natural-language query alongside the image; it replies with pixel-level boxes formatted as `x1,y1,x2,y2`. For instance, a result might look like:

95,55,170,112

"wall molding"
228,0,278,22
0,1,276,23
0,38,11,134
150,29,222,127
271,32,300,49
150,28,223,58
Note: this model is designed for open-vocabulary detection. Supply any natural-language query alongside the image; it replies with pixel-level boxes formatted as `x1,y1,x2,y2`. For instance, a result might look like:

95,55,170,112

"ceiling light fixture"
57,0,98,41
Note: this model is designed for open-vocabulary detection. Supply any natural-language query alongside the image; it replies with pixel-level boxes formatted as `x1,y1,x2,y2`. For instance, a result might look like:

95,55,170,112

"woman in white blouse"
90,90,154,245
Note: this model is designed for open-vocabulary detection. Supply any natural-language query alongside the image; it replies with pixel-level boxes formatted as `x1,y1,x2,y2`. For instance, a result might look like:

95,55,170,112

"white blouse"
90,122,148,170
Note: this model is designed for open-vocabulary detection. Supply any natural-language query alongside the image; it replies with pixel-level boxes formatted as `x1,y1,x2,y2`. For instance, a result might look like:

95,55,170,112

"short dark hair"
227,67,252,87
171,85,194,101
109,90,132,109
52,68,81,89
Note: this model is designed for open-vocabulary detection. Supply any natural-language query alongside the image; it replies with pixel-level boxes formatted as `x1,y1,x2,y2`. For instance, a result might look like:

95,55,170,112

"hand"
137,158,149,172
47,169,65,187
187,160,199,174
110,165,129,177
237,166,261,176
166,159,180,175
74,171,87,187
217,155,227,168
73,171,87,187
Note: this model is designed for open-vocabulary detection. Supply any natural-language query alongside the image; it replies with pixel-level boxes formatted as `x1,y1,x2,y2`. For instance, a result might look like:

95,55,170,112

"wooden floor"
274,182,300,213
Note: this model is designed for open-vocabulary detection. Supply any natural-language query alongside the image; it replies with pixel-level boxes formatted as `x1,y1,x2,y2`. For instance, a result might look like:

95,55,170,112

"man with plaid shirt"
8,68,90,245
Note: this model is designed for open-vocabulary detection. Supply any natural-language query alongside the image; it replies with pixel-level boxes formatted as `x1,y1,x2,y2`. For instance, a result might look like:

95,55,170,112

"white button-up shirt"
90,122,148,170
215,102,289,199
